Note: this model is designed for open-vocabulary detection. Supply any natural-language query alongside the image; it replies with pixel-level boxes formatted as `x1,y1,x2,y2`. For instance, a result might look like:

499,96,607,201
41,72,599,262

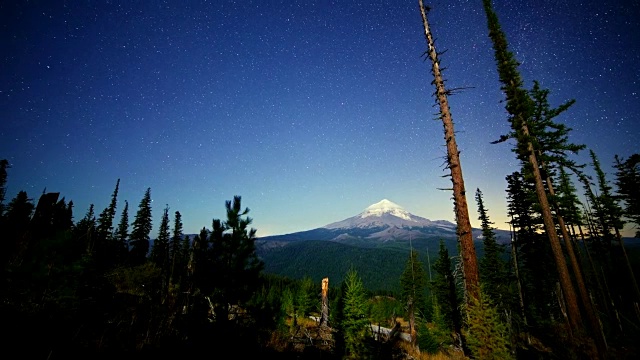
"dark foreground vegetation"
1,143,639,359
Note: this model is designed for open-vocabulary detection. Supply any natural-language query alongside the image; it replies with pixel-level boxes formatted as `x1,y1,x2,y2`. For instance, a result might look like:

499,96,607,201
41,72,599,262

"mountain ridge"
257,199,511,245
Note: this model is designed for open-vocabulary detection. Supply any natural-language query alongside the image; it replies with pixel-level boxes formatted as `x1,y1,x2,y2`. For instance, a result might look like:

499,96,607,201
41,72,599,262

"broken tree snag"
321,277,329,327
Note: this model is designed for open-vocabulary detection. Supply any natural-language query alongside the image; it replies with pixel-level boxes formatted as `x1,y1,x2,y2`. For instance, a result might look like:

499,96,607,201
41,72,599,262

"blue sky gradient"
2,0,638,237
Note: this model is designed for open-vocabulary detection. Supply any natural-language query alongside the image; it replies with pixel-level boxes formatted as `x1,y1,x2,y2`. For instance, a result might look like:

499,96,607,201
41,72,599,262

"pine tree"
558,166,615,335
506,171,561,331
400,248,429,344
169,210,183,288
294,276,315,320
74,203,96,255
208,196,264,321
556,167,584,228
418,0,480,302
129,188,152,265
96,179,120,245
431,240,462,344
526,85,606,350
590,150,626,238
341,267,371,359
51,197,73,233
481,0,584,336
114,200,129,265
94,179,120,267
190,227,210,295
281,286,296,332
0,159,9,217
2,190,34,268
180,231,192,282
586,150,620,250
475,188,509,308
614,154,640,236
151,205,170,278
590,150,640,317
464,288,513,360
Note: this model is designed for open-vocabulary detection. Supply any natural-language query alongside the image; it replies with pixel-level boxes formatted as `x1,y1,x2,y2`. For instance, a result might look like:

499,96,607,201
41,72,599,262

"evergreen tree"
400,248,428,342
590,150,640,319
431,240,462,343
114,200,129,265
180,231,192,283
590,150,626,237
96,179,120,245
341,267,371,359
169,210,184,287
295,276,316,320
494,81,584,174
281,286,295,318
209,196,264,321
556,166,584,228
506,171,559,330
74,203,96,255
191,227,210,284
475,188,509,308
558,165,617,335
52,197,73,233
481,0,584,336
464,288,513,360
2,190,34,267
614,154,640,236
94,179,120,267
129,188,152,265
587,150,623,248
0,159,9,216
514,85,605,348
151,205,171,281
430,299,453,349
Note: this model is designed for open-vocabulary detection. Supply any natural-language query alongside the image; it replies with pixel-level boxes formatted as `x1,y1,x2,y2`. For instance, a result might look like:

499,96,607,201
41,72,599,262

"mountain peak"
322,198,451,233
365,199,402,211
361,199,412,221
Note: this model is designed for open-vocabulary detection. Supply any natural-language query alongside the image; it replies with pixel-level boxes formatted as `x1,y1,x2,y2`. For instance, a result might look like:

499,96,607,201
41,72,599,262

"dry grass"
396,341,469,360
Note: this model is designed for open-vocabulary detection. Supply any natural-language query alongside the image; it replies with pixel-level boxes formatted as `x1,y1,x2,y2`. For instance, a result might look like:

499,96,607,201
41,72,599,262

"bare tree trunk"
408,297,416,347
321,277,329,328
574,224,611,319
418,0,479,301
509,220,530,345
585,178,640,322
515,122,584,337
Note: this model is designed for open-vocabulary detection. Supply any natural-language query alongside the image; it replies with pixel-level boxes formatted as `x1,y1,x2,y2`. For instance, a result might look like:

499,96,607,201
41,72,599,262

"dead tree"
418,0,479,301
320,277,329,327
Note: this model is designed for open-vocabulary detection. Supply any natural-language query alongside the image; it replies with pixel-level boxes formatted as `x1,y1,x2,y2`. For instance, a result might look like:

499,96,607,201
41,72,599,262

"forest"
2,1,640,359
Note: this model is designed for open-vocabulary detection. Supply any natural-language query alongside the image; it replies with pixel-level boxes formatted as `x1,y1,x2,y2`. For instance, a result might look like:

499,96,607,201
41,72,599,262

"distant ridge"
258,199,510,245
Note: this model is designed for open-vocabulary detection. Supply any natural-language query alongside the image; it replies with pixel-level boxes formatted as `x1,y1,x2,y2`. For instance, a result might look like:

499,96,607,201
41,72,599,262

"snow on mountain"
361,199,413,220
323,199,455,231
257,198,511,245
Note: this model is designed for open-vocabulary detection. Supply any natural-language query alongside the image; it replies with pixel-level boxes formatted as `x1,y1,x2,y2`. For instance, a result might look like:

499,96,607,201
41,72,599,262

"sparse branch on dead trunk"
418,0,479,301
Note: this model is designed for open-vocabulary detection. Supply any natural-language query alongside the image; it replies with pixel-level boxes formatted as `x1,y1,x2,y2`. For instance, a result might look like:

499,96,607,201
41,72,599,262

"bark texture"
418,0,479,301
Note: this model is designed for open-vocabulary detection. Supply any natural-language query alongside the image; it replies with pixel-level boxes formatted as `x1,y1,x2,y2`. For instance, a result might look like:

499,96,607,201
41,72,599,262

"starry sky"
1,0,639,237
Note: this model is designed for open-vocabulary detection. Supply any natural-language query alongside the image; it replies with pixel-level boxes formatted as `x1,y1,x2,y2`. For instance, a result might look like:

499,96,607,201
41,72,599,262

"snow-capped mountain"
256,199,508,246
323,199,455,231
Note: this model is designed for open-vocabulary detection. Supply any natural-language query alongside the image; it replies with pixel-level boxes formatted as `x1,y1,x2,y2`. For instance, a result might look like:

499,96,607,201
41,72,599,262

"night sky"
2,1,638,237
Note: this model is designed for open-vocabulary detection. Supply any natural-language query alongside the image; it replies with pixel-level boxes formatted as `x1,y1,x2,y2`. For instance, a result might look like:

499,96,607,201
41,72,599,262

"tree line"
0,161,427,358
411,1,640,359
